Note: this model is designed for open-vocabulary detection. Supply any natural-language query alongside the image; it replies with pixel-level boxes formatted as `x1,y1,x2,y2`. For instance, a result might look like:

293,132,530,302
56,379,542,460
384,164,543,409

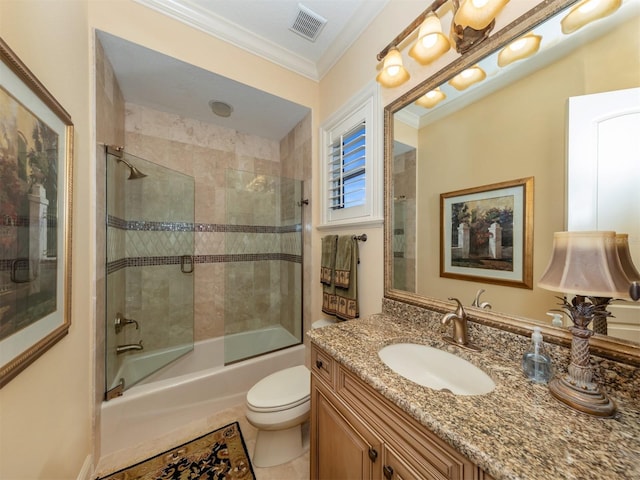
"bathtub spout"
116,341,144,354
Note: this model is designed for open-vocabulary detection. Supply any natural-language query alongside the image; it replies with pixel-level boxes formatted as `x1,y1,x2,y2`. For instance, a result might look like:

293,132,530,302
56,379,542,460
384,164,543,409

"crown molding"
134,0,320,80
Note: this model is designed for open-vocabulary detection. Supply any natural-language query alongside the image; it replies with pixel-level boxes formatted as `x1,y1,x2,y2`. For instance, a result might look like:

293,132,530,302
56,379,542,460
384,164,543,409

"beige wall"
0,2,94,479
0,0,551,478
311,0,542,323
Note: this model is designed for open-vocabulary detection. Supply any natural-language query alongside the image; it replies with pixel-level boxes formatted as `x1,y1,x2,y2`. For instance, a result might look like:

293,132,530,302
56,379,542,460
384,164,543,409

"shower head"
118,158,147,180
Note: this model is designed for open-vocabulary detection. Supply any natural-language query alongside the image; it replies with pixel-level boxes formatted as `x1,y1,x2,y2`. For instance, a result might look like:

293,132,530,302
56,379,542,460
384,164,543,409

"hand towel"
321,235,337,285
335,235,352,289
321,235,338,316
335,236,359,320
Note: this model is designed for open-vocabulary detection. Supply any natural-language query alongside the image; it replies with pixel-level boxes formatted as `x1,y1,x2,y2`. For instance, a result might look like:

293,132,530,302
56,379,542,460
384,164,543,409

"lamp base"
548,376,617,418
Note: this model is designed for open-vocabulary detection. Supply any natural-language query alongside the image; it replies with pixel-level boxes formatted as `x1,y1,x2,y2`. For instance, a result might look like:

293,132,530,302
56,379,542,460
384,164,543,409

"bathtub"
101,326,305,456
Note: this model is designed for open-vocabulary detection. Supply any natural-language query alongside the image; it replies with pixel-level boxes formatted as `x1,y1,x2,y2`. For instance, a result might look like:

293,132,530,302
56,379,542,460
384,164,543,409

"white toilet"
245,319,335,468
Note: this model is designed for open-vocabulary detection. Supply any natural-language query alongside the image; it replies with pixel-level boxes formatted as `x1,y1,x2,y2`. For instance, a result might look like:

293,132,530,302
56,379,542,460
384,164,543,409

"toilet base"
252,422,309,468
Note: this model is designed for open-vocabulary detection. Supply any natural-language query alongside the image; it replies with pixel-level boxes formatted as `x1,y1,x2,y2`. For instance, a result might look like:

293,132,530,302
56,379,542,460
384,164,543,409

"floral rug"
98,422,255,480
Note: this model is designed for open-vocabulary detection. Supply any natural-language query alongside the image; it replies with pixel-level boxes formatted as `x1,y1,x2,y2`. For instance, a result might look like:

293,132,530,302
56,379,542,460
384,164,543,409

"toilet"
245,319,335,468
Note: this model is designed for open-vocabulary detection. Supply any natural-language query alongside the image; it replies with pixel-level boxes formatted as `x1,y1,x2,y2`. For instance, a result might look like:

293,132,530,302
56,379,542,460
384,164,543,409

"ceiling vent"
289,4,327,42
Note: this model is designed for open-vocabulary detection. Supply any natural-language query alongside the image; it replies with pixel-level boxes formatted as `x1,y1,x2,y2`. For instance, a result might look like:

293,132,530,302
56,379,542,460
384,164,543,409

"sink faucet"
471,289,492,309
441,298,480,352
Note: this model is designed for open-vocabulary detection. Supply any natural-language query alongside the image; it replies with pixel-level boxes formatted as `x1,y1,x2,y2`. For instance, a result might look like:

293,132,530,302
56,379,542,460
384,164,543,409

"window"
329,121,366,211
320,82,382,227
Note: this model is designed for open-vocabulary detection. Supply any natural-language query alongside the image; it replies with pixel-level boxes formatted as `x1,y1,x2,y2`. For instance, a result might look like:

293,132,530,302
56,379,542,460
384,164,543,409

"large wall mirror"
384,0,640,365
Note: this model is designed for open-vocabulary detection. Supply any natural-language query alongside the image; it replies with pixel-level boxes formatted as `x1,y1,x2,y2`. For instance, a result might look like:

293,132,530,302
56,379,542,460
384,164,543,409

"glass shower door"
105,147,194,398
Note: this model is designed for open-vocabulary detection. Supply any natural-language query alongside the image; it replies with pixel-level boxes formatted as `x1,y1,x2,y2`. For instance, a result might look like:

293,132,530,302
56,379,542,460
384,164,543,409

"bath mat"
98,421,255,480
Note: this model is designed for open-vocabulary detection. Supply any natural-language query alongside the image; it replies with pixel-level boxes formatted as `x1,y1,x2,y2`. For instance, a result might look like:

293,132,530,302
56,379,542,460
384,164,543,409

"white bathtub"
101,327,305,456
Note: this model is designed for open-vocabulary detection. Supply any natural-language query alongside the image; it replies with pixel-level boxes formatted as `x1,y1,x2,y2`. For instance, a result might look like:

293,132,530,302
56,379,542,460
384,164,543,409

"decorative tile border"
107,215,301,234
106,215,302,274
107,253,302,274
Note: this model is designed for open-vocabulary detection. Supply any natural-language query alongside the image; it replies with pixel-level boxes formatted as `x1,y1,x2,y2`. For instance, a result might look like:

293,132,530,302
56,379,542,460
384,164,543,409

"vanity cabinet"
310,343,491,480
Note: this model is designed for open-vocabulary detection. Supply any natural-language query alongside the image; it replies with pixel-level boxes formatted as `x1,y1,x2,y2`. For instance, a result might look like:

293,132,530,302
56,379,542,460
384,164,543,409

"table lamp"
538,231,634,417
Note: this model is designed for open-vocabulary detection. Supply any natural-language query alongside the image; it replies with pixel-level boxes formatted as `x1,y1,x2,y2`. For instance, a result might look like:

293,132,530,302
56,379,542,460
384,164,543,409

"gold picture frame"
0,37,74,388
440,177,533,289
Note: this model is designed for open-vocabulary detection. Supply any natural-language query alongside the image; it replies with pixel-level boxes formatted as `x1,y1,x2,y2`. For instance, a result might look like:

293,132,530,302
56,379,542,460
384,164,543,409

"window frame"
319,81,383,227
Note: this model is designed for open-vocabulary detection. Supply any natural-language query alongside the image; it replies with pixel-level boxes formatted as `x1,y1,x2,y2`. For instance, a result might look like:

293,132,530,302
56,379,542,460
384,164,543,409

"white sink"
378,343,495,396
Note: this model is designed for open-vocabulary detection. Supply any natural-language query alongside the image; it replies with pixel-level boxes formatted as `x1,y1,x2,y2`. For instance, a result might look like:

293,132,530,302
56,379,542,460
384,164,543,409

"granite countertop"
306,314,640,480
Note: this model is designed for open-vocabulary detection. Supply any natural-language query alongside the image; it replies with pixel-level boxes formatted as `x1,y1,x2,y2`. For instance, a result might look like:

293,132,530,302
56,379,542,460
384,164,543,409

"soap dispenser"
546,311,563,327
522,327,553,384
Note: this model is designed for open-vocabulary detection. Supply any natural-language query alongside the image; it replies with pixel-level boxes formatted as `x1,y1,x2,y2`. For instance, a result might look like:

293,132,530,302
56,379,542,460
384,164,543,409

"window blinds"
328,120,366,210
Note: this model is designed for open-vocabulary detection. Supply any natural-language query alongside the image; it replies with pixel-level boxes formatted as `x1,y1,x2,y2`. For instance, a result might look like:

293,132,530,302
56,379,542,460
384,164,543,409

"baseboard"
76,454,94,480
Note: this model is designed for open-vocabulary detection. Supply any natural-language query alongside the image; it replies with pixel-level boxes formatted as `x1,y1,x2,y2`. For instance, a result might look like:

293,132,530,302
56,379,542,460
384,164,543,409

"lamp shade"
497,34,542,67
415,88,446,108
376,47,410,88
561,0,622,34
616,233,640,282
409,13,451,65
454,0,510,30
538,231,632,298
448,66,486,90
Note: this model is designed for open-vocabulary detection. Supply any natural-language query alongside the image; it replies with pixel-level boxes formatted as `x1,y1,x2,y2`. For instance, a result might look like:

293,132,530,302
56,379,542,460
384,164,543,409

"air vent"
290,4,327,42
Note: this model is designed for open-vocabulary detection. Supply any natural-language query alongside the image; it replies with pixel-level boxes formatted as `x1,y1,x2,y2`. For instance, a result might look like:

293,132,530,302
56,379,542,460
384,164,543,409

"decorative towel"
335,235,353,288
321,235,338,316
321,235,337,285
335,235,359,320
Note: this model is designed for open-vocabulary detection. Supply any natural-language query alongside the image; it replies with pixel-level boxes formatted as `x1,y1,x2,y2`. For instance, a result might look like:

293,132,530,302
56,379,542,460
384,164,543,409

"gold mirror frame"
383,0,640,367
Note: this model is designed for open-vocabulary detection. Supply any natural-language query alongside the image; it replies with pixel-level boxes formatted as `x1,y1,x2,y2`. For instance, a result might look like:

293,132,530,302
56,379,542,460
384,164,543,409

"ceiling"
98,0,389,141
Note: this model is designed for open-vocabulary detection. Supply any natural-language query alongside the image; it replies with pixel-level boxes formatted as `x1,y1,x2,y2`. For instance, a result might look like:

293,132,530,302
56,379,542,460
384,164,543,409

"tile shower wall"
224,169,302,337
123,103,311,342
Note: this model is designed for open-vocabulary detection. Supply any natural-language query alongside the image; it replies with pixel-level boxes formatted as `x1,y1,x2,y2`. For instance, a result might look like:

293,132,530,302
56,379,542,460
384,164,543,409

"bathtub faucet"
115,312,139,334
116,341,144,354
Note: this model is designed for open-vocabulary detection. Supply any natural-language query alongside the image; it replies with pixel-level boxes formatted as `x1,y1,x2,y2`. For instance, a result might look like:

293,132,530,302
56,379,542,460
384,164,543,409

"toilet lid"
247,365,310,412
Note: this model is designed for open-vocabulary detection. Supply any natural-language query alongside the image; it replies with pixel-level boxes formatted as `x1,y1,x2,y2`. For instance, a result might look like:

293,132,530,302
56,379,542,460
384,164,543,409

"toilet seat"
247,365,310,413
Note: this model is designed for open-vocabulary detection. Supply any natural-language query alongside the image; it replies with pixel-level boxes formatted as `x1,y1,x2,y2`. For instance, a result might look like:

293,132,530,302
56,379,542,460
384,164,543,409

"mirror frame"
383,0,640,367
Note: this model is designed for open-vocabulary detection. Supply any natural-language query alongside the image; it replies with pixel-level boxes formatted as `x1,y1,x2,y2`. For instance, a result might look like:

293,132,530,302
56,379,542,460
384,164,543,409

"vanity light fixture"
448,66,486,90
376,0,509,88
454,0,510,30
497,34,542,67
376,47,411,88
561,0,622,34
415,87,446,108
409,12,451,65
538,231,634,418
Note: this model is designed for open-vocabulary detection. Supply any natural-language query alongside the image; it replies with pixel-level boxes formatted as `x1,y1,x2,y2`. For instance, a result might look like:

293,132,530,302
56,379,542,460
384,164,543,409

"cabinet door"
312,378,382,480
382,445,436,480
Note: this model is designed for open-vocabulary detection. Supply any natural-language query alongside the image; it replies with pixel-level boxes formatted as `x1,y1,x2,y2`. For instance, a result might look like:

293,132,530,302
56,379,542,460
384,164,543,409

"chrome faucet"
471,289,492,310
441,298,480,352
116,341,144,354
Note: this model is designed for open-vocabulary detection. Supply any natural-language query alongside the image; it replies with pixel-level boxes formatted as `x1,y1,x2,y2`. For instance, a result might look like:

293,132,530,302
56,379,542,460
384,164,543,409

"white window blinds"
328,120,366,210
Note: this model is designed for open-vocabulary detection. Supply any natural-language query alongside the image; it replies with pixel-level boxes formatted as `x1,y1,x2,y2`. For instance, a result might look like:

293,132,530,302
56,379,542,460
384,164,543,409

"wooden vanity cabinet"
310,343,492,480
313,378,383,479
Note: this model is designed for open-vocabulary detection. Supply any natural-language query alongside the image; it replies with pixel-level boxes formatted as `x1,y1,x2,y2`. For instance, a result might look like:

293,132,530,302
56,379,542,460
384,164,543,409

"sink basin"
378,343,495,396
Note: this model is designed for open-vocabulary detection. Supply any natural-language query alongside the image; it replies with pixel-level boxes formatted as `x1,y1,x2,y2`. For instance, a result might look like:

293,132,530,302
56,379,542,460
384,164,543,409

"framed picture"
0,38,74,388
440,177,533,289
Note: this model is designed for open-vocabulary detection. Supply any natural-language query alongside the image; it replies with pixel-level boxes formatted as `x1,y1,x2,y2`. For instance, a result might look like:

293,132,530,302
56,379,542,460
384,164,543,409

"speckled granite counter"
306,313,640,480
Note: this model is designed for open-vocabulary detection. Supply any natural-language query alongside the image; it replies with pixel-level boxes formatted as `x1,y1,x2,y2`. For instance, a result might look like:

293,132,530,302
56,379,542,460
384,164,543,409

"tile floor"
94,403,310,479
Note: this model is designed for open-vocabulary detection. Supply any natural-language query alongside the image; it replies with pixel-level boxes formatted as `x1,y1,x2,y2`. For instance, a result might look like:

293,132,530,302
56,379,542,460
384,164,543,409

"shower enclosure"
104,146,304,399
105,146,195,399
